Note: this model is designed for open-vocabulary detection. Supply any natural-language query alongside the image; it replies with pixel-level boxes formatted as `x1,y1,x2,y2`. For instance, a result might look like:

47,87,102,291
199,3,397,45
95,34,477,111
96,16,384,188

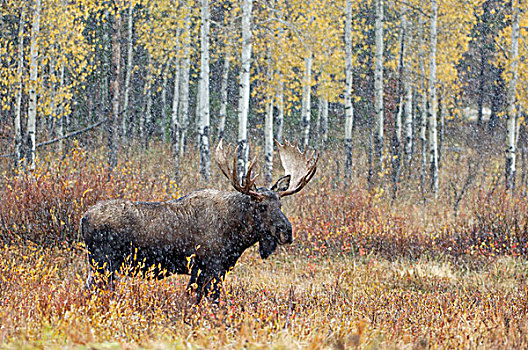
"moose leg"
85,246,119,291
187,266,204,303
201,269,226,302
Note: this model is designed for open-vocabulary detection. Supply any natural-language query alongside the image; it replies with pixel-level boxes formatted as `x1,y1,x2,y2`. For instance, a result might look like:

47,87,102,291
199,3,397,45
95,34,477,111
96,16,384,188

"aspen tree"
392,9,406,196
321,95,328,147
142,53,153,146
276,83,284,143
264,96,274,186
344,0,354,178
428,0,439,195
237,0,253,180
505,0,520,190
14,5,25,169
197,0,211,181
218,42,231,141
108,4,121,170
122,0,134,141
301,54,313,151
26,0,41,171
402,10,413,168
418,5,427,195
179,8,192,159
374,0,384,184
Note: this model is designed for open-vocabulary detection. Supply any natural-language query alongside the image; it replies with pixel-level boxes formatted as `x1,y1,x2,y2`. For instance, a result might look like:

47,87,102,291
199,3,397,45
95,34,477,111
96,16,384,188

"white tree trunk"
218,44,230,140
438,92,445,165
122,0,134,141
276,82,284,143
58,65,65,153
321,95,328,146
506,0,520,190
237,0,253,179
171,60,181,181
392,10,405,196
171,61,181,145
403,10,413,167
26,0,41,171
179,32,191,159
344,0,354,178
373,0,384,181
161,64,170,143
301,54,313,151
264,97,274,185
14,5,25,169
428,0,439,194
108,10,121,169
418,7,427,194
142,53,153,147
198,0,211,181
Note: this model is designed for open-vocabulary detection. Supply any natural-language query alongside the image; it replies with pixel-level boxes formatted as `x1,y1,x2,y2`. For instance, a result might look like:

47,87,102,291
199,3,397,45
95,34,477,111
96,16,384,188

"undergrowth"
1,143,528,348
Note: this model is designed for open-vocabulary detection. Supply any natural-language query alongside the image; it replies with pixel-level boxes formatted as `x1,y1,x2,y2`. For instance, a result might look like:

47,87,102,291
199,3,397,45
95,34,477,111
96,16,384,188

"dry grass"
1,142,528,348
1,243,528,349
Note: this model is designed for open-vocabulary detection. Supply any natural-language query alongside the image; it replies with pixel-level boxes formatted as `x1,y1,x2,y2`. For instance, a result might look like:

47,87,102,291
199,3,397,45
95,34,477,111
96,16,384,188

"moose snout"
278,221,293,244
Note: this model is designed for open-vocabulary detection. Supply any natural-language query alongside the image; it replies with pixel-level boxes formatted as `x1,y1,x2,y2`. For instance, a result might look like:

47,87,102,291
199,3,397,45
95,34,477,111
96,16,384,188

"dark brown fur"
81,187,292,302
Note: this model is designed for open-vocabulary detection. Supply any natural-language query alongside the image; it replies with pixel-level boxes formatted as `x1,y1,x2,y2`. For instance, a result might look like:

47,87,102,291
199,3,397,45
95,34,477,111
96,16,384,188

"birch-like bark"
197,0,211,181
14,5,25,169
418,7,427,196
218,43,230,140
321,95,328,147
142,53,153,147
344,0,354,178
428,0,439,194
264,97,274,186
108,10,121,169
179,29,191,158
161,64,170,143
48,58,57,137
301,54,313,151
237,0,253,180
171,62,181,144
391,11,405,196
276,82,284,143
122,0,134,141
403,9,413,167
26,0,41,171
373,0,384,182
172,60,181,181
438,92,445,166
506,0,519,190
57,65,65,153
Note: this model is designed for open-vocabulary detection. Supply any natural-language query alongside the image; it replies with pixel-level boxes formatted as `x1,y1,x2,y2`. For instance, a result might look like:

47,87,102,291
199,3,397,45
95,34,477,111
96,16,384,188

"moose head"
215,139,318,258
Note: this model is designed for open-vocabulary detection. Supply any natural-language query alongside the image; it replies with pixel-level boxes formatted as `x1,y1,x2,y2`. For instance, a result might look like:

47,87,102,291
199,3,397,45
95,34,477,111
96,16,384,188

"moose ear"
271,175,291,192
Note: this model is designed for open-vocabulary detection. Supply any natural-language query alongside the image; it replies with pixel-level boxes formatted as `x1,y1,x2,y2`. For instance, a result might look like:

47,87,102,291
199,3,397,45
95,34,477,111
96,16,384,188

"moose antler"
275,140,318,197
215,140,264,201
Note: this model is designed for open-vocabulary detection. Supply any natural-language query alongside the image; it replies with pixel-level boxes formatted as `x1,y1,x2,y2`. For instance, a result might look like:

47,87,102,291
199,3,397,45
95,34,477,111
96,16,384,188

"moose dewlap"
81,140,318,303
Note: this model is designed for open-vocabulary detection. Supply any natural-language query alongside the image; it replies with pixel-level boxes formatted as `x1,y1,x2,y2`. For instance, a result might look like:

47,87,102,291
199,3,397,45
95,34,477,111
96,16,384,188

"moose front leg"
187,268,225,304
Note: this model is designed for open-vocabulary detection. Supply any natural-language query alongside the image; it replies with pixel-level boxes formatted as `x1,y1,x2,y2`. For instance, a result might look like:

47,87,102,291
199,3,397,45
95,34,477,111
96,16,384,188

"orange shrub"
0,143,179,246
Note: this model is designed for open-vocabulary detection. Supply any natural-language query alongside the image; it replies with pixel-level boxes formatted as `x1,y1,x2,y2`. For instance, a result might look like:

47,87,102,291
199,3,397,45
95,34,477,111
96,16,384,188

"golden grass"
1,241,528,349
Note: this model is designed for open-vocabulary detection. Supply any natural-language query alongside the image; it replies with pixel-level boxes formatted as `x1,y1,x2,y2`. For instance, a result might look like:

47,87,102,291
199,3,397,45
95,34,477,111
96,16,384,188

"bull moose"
81,140,318,302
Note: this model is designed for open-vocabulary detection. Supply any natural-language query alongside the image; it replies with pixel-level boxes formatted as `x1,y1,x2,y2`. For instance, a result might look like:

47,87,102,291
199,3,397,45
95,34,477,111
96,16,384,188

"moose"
81,140,318,302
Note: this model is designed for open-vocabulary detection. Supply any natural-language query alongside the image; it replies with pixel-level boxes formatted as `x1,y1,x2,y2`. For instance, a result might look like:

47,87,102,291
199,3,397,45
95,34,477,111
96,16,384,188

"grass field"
1,143,528,349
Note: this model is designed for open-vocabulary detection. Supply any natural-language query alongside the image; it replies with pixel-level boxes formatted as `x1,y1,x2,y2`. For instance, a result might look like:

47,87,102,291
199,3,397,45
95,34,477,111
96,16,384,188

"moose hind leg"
201,270,226,303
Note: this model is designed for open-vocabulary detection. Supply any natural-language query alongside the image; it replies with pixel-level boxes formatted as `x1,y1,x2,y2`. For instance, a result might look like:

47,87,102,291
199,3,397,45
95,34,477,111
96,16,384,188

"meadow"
1,140,528,349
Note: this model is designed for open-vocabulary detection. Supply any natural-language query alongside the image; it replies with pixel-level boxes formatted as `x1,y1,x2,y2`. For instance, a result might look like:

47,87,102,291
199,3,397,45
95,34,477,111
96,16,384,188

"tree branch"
0,118,108,158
